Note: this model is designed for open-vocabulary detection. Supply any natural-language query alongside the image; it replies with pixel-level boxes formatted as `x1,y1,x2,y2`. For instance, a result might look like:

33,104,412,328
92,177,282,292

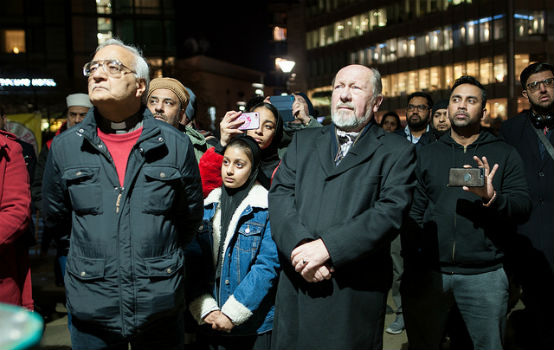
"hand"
291,239,331,281
303,263,335,283
212,312,234,332
219,111,245,147
202,310,221,325
462,156,498,201
291,94,311,125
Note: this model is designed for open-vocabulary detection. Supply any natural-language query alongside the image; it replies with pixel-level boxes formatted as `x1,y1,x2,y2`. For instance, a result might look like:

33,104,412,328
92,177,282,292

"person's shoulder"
501,112,528,131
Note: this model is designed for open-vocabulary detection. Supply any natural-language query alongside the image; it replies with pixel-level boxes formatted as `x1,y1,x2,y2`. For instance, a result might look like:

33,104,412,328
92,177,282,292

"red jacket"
0,130,33,310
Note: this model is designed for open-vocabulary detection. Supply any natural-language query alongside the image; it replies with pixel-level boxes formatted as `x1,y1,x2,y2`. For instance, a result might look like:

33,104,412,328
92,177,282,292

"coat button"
160,172,166,178
80,271,86,277
158,137,164,142
538,171,545,177
75,171,83,176
139,147,144,154
78,128,84,133
98,144,103,149
166,268,172,274
224,279,230,285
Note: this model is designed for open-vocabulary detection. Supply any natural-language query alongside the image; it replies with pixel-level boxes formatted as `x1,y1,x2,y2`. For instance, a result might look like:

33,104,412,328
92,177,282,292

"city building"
0,0,273,148
287,0,554,123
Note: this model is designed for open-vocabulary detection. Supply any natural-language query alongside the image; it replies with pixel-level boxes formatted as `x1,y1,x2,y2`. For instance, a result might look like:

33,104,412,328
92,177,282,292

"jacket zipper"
115,187,124,213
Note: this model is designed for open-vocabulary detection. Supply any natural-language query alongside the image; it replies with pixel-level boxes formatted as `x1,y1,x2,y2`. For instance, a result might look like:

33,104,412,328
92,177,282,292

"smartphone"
448,168,485,187
237,112,260,130
269,95,295,122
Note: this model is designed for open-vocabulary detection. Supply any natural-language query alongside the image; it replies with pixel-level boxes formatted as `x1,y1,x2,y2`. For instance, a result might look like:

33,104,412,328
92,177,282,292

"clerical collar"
96,108,143,134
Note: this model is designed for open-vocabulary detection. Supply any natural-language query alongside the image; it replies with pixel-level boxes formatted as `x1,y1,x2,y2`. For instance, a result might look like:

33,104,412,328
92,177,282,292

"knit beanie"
432,99,449,116
147,77,190,109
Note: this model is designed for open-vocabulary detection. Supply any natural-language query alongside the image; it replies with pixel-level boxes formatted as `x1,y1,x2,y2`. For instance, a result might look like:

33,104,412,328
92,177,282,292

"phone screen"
270,95,295,122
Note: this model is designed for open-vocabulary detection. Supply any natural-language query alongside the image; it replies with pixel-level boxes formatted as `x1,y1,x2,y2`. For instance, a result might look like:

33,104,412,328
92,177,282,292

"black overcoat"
500,111,554,271
268,122,416,349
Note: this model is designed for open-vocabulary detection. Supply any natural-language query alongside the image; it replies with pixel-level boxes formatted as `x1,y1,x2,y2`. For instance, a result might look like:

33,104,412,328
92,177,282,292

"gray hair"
331,65,383,99
95,38,150,88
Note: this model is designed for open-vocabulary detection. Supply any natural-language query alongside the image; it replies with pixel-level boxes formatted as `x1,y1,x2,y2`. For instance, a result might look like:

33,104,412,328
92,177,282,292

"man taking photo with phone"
401,76,531,350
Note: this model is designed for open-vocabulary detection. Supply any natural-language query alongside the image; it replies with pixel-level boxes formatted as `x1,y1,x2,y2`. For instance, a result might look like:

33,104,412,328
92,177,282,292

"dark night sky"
177,1,273,74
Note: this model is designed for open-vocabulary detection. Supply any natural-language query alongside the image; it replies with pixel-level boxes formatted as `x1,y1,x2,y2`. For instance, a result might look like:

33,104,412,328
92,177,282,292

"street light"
275,58,296,93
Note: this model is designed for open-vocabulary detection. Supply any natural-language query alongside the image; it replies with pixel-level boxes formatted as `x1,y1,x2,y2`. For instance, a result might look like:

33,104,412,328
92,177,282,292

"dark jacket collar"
316,121,383,178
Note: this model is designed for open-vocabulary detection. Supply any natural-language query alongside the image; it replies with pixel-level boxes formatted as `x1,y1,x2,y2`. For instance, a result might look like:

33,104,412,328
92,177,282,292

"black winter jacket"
42,107,203,335
407,130,531,274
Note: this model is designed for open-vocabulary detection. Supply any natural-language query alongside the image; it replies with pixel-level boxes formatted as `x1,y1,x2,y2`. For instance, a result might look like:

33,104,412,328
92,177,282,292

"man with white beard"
268,64,416,349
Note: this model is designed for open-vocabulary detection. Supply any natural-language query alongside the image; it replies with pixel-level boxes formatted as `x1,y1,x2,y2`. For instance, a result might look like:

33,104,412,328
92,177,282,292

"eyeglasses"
526,77,554,92
83,60,136,78
407,104,429,112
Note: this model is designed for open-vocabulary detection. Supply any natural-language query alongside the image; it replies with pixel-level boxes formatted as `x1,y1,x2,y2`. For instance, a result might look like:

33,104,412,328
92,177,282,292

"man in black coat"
268,64,416,349
499,62,554,349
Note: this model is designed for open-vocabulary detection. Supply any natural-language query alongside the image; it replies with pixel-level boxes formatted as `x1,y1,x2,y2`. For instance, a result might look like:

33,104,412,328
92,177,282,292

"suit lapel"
316,127,336,177
329,124,383,177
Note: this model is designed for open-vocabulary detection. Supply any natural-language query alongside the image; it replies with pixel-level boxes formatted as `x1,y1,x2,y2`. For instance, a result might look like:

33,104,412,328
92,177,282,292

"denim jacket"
187,184,280,335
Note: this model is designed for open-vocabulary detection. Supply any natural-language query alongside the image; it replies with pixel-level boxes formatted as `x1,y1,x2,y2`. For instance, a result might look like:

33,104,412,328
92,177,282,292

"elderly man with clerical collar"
146,77,211,163
268,64,416,349
42,38,203,349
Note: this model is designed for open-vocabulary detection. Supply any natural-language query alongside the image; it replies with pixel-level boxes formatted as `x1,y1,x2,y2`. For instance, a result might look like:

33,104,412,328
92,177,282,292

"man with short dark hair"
396,92,433,145
402,76,531,350
146,78,211,163
269,64,416,349
42,38,203,349
499,62,554,349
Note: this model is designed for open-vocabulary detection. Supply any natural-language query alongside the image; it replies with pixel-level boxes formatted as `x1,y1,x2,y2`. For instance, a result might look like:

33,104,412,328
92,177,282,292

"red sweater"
97,128,143,186
0,130,33,310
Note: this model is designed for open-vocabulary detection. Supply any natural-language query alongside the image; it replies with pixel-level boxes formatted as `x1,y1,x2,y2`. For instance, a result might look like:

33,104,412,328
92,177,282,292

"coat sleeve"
177,136,204,248
318,142,416,267
221,215,280,326
41,139,71,237
269,133,318,259
0,140,31,249
486,147,532,223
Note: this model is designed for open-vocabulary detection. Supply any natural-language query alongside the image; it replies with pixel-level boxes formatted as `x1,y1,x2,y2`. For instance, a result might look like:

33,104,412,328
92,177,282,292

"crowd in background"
1,37,553,350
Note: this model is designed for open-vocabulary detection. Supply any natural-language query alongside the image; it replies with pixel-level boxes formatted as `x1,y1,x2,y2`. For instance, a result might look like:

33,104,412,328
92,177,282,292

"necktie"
335,133,356,165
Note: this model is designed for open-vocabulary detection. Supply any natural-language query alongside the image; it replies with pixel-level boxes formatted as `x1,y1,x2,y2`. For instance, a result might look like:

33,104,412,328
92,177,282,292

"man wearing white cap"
65,93,93,127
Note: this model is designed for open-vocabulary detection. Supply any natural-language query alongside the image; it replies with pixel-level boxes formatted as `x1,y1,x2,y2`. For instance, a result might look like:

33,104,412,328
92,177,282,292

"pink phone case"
238,112,260,130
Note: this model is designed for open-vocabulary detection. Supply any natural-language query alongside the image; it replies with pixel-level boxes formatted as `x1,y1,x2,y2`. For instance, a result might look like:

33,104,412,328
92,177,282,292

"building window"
514,54,530,81
494,55,507,83
2,29,25,54
480,57,493,84
274,26,287,41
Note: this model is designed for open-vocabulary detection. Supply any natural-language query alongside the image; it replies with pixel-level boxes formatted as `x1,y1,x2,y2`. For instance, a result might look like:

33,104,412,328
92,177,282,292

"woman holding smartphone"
199,102,283,197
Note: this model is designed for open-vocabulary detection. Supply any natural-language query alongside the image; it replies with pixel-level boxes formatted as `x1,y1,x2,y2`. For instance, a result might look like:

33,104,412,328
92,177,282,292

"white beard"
332,108,372,131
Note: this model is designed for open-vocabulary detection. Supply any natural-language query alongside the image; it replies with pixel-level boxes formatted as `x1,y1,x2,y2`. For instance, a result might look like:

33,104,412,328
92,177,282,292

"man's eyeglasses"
83,60,136,78
526,77,554,92
407,104,429,112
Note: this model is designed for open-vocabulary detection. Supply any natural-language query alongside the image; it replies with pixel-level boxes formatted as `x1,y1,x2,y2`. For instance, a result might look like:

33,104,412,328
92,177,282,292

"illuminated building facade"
288,0,554,123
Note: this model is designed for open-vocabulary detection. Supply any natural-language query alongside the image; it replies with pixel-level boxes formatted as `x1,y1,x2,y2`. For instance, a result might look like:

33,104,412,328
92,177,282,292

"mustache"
453,110,469,117
336,103,355,109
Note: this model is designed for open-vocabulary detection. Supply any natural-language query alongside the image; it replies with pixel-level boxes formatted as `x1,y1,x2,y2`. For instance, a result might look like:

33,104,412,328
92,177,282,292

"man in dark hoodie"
402,76,531,350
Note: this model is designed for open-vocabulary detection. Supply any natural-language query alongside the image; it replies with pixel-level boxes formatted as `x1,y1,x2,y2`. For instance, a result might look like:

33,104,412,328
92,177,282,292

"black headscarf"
216,135,261,280
248,102,283,189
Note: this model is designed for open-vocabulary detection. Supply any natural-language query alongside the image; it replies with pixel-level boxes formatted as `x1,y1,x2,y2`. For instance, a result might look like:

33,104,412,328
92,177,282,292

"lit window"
480,58,493,84
3,30,25,54
515,54,530,80
273,26,287,41
494,55,507,83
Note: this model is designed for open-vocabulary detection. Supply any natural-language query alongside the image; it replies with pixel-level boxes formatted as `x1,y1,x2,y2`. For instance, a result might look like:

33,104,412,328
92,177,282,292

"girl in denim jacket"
188,135,280,350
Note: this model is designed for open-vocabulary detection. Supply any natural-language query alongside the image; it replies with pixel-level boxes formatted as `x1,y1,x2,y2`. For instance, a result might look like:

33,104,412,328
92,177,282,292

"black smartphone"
448,168,485,187
269,95,295,122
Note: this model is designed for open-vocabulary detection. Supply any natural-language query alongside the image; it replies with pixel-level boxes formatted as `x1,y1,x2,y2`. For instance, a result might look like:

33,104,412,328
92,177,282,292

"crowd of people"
1,37,553,350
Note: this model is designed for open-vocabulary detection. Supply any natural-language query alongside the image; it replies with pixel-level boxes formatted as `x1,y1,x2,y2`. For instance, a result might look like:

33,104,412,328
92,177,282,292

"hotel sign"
0,78,57,87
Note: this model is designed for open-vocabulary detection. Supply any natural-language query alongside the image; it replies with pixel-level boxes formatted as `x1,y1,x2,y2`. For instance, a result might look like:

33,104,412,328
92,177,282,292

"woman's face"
221,145,252,189
246,107,277,150
382,115,399,132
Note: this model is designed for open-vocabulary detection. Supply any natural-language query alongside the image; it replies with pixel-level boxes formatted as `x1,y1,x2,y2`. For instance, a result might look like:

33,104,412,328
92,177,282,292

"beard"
407,113,429,131
530,98,554,116
332,103,372,132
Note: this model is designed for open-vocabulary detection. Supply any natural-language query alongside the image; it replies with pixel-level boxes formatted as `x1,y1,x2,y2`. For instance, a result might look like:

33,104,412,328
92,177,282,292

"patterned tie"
335,132,357,165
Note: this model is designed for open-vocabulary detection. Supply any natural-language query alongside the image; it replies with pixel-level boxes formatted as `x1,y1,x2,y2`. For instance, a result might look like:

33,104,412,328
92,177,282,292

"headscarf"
248,102,283,189
216,135,261,280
